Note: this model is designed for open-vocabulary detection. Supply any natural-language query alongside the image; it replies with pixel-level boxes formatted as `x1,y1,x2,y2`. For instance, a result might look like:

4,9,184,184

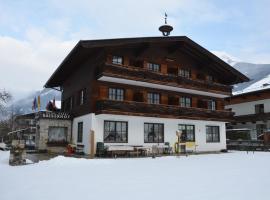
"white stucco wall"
72,114,226,154
225,99,270,116
72,113,95,154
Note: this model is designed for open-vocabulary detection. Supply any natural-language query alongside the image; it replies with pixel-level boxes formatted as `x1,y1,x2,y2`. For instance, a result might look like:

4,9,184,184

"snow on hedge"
0,151,269,200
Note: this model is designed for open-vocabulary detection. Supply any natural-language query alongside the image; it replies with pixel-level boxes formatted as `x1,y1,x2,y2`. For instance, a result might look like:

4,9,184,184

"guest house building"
45,36,248,154
225,88,270,140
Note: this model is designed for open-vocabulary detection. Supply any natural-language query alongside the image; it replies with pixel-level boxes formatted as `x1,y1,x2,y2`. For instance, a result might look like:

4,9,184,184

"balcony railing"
96,100,234,121
98,64,232,94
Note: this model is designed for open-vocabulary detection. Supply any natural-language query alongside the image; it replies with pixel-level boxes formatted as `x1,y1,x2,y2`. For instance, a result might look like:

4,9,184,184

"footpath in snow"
0,151,269,200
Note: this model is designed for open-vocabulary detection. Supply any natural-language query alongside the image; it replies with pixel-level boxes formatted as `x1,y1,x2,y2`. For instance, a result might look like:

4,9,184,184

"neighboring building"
45,36,248,154
225,88,270,140
14,111,71,152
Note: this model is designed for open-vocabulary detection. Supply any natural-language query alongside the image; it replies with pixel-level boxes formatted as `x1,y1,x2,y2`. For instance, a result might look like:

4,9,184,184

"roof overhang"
45,36,249,88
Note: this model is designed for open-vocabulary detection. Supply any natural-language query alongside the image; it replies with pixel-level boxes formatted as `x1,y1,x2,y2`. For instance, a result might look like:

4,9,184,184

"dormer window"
179,69,191,79
147,63,160,72
112,56,123,65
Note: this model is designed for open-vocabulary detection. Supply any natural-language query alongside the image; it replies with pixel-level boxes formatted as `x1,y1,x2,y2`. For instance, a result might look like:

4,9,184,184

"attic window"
206,75,213,82
112,56,123,65
147,63,160,72
179,69,191,79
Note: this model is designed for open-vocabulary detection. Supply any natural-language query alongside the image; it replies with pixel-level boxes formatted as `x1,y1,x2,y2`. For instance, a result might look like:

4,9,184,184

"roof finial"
159,12,173,36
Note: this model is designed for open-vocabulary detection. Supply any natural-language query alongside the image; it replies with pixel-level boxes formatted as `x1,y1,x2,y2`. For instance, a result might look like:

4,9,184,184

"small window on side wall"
112,56,123,65
77,122,83,143
78,89,86,105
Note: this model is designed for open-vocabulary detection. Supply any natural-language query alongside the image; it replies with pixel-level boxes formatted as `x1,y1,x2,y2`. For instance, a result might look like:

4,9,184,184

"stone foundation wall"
36,119,71,153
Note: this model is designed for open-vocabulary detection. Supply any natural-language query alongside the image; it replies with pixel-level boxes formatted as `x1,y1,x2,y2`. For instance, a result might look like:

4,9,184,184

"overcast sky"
1,0,270,100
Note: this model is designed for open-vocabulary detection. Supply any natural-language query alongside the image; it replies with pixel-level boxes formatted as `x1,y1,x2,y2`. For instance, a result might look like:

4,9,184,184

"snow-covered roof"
233,74,270,95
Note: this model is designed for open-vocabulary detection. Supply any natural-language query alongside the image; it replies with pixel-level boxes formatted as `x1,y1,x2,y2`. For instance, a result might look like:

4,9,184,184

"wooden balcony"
96,100,234,121
97,64,232,95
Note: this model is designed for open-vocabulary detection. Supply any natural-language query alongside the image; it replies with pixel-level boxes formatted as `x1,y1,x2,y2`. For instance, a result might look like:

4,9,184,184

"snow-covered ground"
0,151,269,200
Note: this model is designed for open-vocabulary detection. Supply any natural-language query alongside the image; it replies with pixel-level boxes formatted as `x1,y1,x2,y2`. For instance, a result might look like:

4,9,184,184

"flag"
53,97,56,108
37,95,41,111
32,97,37,111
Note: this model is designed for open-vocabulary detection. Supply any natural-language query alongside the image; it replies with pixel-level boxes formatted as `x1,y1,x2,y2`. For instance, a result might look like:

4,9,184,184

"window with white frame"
207,100,216,110
112,56,123,65
147,63,160,72
108,88,124,101
180,97,191,107
147,92,160,104
179,69,191,78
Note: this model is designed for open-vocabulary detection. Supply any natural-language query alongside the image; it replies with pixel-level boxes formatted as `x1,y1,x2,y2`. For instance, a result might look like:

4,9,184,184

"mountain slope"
213,51,270,94
232,62,270,94
12,88,61,115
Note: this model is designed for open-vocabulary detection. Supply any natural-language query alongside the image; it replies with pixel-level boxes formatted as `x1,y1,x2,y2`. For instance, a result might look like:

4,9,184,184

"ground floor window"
77,122,83,143
206,126,220,143
178,124,195,142
144,123,164,143
48,127,67,143
104,121,128,143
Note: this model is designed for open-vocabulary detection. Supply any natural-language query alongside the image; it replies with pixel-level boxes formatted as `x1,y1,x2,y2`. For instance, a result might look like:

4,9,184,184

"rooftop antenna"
159,12,173,36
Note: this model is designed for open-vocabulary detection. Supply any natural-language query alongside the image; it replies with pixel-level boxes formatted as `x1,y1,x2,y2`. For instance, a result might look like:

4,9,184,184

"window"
206,126,220,143
77,122,83,143
180,97,191,107
207,100,216,110
206,75,213,82
144,123,164,143
255,104,264,114
179,69,191,78
48,127,67,143
112,56,123,65
104,121,128,143
109,88,124,101
178,124,195,142
147,92,160,104
147,63,160,72
78,89,86,105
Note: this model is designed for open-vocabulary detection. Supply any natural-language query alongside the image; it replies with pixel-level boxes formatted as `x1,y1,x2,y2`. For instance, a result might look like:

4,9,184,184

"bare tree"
0,90,12,113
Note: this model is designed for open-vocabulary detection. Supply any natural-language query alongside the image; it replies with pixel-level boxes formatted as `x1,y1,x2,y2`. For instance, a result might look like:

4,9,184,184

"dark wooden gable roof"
45,36,249,88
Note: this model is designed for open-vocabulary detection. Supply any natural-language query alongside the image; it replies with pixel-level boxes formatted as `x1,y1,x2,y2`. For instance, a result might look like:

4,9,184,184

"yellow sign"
186,142,195,148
